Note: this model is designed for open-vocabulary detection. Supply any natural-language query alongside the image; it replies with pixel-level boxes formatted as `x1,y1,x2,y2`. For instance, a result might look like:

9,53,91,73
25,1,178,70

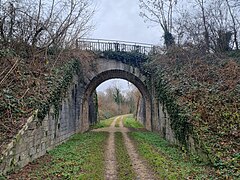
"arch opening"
96,79,142,121
81,69,152,131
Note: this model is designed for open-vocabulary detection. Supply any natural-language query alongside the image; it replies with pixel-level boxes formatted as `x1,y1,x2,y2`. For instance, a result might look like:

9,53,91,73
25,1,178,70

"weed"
123,116,144,129
129,132,211,179
90,117,115,129
0,175,6,180
8,132,108,179
115,132,136,179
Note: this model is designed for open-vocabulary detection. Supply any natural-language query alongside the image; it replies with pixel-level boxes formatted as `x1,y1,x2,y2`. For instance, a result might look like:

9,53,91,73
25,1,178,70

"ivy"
36,59,81,120
100,50,150,75
147,67,192,146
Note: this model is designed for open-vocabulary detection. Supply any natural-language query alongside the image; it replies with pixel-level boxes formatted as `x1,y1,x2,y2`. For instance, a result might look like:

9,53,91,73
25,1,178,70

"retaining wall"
0,76,83,175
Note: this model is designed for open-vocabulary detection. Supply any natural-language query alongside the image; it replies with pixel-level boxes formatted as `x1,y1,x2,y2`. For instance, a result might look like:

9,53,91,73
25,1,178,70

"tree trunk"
226,0,239,50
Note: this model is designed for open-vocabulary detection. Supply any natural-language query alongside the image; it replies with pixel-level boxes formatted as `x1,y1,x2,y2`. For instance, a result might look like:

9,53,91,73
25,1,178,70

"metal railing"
76,38,155,55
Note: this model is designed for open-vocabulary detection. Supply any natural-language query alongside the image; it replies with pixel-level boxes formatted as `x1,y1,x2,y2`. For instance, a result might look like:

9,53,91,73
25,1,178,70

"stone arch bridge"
1,39,176,174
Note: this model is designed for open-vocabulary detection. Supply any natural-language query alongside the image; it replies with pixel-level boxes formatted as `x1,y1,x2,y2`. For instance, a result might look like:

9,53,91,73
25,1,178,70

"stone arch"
81,69,152,131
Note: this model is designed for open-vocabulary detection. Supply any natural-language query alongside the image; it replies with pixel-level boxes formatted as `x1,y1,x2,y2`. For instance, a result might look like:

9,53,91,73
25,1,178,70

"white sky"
96,79,135,94
90,0,161,92
91,0,162,44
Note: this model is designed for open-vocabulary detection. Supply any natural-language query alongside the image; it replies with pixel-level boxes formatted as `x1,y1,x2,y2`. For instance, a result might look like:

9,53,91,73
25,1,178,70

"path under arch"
92,115,155,180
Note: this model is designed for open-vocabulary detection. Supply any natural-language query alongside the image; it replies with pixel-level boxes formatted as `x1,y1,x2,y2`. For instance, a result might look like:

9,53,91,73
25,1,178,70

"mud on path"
93,115,155,180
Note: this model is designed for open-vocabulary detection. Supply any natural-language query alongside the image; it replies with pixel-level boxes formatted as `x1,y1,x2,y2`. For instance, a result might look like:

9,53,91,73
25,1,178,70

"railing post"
76,38,157,55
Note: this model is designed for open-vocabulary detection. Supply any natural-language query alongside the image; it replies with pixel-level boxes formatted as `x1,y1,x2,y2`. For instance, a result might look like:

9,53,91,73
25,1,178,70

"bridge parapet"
76,38,155,54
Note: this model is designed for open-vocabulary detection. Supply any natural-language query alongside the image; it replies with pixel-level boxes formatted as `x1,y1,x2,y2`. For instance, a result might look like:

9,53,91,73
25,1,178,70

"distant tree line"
97,85,140,120
139,0,240,52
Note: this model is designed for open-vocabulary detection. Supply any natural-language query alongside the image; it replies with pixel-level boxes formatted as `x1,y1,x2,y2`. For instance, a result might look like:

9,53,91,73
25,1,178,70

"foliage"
113,87,124,114
8,132,108,179
100,50,149,74
129,132,211,179
115,132,136,179
90,117,115,129
123,115,144,129
37,59,81,120
144,62,191,145
0,51,89,153
97,85,139,120
228,49,240,58
146,47,240,178
113,87,124,105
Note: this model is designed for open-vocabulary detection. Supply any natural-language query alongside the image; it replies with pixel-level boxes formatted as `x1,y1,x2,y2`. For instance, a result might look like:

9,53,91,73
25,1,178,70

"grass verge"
115,132,136,179
123,116,144,129
91,117,115,129
129,132,212,179
115,117,121,127
8,132,108,179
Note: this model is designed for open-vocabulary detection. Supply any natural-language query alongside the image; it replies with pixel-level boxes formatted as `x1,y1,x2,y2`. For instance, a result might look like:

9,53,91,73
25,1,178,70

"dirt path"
119,117,155,180
104,117,118,180
93,115,155,180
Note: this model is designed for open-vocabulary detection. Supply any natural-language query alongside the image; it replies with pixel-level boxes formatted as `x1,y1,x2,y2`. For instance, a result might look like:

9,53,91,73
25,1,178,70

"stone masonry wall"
136,97,145,125
152,101,177,144
135,95,177,144
0,76,83,175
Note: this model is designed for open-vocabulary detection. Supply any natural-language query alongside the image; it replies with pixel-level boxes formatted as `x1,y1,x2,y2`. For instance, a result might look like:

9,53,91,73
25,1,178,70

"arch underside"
82,69,152,131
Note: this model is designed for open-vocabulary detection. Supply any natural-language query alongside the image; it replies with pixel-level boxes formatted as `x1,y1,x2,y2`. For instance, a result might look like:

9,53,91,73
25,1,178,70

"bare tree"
0,0,94,56
113,86,124,115
225,0,239,50
97,85,140,119
176,0,240,52
194,0,210,52
139,0,177,48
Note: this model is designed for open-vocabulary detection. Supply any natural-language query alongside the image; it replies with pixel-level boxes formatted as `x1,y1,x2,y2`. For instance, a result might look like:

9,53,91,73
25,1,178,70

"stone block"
15,142,27,154
29,147,36,156
28,122,37,130
18,158,29,169
36,144,41,153
0,160,6,174
41,142,46,151
20,151,28,161
34,138,41,146
38,150,46,158
42,119,48,127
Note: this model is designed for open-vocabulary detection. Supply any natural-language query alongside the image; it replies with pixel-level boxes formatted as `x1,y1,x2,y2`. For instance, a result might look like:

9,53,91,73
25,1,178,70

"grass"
129,132,212,179
123,115,144,129
8,132,108,179
115,132,136,179
91,116,115,129
115,117,121,127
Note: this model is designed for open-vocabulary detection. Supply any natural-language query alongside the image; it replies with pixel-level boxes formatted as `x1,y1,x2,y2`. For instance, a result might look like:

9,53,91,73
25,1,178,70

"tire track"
104,117,118,180
120,116,155,180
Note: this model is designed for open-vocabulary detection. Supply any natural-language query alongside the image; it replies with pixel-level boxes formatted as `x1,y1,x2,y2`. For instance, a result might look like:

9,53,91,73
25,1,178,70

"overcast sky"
91,0,161,44
91,0,161,92
97,79,136,94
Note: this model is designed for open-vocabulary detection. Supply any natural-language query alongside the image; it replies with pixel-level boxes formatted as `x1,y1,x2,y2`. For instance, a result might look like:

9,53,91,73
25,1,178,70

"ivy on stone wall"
100,50,191,145
146,67,192,146
37,59,81,120
100,51,149,74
